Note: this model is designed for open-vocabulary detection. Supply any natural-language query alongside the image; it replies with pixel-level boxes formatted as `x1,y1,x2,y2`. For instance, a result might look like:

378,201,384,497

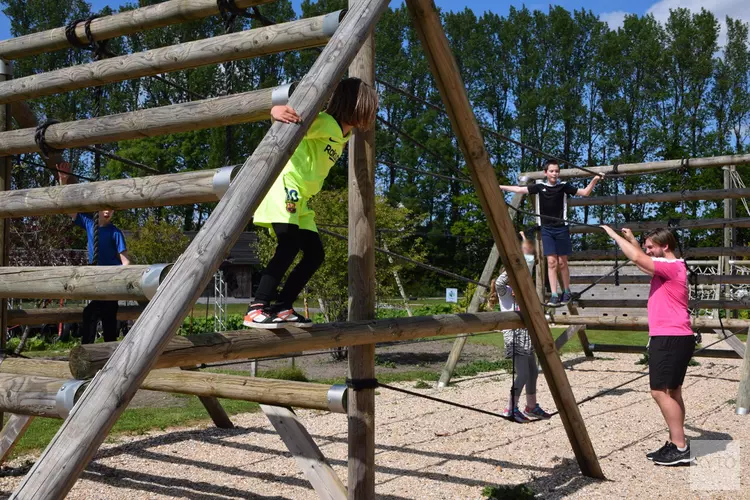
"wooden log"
0,58,10,430
0,374,86,418
7,305,144,326
0,0,274,60
0,359,346,413
569,217,750,234
405,0,602,480
570,274,750,285
180,365,233,429
68,311,523,379
438,192,524,388
11,2,391,496
0,87,278,156
589,343,739,359
736,328,750,415
576,299,749,310
555,325,585,351
0,13,343,105
261,405,347,500
0,265,170,300
346,19,375,499
551,315,750,331
713,329,745,359
522,153,750,180
571,247,750,260
569,187,750,207
0,167,236,218
0,414,34,464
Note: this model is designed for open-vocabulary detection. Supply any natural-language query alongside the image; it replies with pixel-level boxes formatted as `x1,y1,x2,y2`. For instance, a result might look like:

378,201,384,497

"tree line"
3,0,749,297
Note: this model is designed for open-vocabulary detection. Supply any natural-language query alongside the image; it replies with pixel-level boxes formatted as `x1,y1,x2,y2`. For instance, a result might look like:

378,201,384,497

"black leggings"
82,300,120,344
255,223,325,309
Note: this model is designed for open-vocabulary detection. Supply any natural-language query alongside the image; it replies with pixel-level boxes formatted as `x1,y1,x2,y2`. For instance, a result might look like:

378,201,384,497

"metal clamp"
271,82,297,106
322,9,347,37
0,59,12,76
212,165,239,199
141,263,172,300
737,406,749,416
326,384,348,414
55,380,88,419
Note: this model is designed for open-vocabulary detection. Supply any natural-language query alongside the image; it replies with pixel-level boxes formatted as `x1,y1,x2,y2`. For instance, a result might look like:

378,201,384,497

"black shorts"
648,335,695,390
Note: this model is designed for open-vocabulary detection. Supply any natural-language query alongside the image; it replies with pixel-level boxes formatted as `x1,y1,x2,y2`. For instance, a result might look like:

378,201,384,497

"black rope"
64,18,92,49
15,156,96,182
346,378,379,391
376,382,517,422
379,159,470,184
34,120,62,160
318,227,488,287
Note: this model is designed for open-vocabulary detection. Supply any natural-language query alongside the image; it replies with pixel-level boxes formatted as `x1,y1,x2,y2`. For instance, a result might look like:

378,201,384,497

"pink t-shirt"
648,258,693,336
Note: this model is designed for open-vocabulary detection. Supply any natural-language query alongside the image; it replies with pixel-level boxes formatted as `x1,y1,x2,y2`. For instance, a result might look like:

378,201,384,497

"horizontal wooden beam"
589,343,739,359
570,247,750,260
569,187,750,207
0,166,235,218
0,360,346,413
575,299,748,310
551,314,750,331
0,86,284,156
569,217,750,234
0,265,169,300
570,274,750,285
0,13,342,104
68,311,524,379
522,153,750,180
0,0,274,60
7,305,144,326
0,373,84,418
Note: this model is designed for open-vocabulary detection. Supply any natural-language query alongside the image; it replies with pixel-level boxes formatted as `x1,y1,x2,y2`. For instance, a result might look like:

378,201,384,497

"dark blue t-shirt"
74,213,127,266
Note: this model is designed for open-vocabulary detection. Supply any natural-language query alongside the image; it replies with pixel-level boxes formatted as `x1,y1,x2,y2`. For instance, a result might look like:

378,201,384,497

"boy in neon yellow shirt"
245,77,378,328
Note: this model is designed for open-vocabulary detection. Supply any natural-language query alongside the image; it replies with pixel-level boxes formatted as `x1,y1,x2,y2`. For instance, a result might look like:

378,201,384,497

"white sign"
446,288,458,303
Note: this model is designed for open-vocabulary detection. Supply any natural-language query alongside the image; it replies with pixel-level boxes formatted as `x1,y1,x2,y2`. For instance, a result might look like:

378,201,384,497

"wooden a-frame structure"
0,0,604,498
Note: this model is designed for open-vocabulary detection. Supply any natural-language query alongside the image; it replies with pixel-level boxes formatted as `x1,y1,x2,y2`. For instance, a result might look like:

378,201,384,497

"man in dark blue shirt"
58,162,130,343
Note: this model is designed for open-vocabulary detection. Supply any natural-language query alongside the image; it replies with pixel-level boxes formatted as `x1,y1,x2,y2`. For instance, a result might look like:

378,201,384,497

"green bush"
258,366,308,382
482,484,535,500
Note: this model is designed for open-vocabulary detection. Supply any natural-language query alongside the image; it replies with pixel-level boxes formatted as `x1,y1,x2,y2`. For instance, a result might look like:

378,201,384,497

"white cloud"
599,10,630,30
647,0,750,46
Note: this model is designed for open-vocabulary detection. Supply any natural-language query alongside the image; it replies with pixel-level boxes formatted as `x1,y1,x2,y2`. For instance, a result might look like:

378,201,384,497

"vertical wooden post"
722,166,736,319
179,366,233,429
438,193,524,388
346,13,376,500
0,59,12,431
405,0,603,479
10,2,389,495
736,327,750,415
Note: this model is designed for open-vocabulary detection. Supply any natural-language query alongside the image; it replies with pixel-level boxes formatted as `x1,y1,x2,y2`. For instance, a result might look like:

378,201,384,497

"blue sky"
1,0,747,43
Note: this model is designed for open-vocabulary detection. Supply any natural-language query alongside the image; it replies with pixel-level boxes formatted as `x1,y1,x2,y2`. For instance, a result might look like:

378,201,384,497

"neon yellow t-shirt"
254,112,351,232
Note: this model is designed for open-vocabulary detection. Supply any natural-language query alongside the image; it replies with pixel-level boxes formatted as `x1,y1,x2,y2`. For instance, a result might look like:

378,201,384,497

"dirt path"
2,353,748,499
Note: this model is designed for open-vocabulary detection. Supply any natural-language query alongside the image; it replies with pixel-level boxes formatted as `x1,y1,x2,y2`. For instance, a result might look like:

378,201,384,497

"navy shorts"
541,225,572,256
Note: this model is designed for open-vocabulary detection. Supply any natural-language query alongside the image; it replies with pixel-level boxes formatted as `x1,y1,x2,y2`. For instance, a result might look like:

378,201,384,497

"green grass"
482,484,535,499
4,396,260,459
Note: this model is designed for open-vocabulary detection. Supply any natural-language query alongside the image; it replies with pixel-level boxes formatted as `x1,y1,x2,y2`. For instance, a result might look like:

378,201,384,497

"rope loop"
34,119,62,159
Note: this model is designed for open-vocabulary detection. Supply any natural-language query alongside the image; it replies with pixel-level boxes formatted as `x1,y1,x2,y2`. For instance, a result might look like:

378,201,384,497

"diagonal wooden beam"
405,0,603,479
0,414,34,464
262,405,347,500
11,1,391,497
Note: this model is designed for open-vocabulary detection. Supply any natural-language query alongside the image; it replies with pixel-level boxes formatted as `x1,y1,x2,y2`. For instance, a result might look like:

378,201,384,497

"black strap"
345,378,379,391
65,16,114,60
34,120,62,159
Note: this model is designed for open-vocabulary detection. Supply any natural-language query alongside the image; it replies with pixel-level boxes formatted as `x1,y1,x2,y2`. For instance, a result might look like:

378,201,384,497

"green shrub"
482,484,535,499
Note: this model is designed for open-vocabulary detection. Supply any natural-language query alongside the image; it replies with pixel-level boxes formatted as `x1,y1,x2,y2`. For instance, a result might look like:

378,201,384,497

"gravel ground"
2,352,749,499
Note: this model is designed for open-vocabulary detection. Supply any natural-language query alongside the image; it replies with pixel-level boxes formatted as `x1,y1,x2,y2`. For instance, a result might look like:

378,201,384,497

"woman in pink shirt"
601,226,695,466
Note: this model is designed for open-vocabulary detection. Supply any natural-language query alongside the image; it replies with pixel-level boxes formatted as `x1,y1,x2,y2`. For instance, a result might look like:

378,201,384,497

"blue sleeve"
113,229,127,254
564,183,578,196
74,213,92,231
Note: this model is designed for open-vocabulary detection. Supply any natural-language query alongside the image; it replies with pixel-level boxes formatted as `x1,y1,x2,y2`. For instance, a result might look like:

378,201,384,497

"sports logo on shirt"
323,144,340,163
284,187,299,213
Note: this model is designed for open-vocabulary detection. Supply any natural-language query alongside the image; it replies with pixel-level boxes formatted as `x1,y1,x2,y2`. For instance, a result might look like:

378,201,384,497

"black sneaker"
243,303,276,328
647,441,670,461
561,291,572,305
653,442,695,466
271,308,313,328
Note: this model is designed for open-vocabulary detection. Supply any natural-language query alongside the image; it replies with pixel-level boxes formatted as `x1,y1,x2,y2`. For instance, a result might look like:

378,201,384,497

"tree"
126,217,190,265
